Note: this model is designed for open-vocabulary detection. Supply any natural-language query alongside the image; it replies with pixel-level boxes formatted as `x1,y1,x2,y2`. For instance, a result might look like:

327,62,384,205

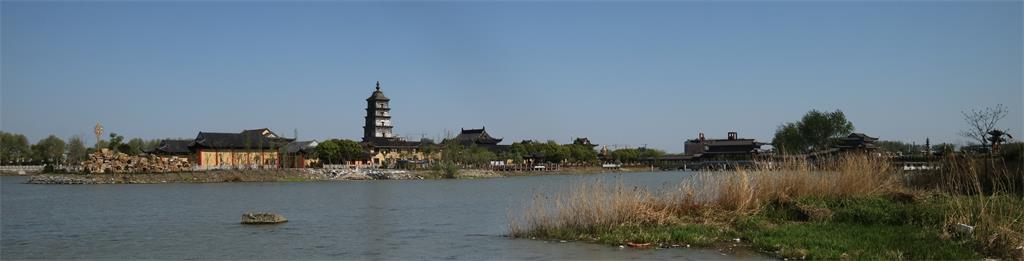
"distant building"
189,128,294,168
359,82,436,166
684,132,766,160
448,127,509,152
151,139,197,163
835,133,879,151
573,137,598,148
152,139,192,156
283,140,319,168
451,127,503,146
363,81,396,142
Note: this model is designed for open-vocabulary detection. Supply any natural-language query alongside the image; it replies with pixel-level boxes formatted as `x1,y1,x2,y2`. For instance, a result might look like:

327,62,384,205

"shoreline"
22,166,658,185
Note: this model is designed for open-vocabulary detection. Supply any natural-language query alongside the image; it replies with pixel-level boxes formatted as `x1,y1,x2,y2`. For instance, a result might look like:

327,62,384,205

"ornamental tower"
363,81,395,142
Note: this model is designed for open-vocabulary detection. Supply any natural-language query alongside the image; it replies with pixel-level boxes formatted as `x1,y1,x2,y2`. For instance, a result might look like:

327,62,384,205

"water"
2,172,766,260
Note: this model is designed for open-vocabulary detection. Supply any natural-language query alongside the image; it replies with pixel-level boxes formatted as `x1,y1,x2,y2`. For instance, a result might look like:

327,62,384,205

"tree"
637,147,666,159
772,109,855,154
143,139,162,153
94,140,109,150
607,147,664,163
959,104,1009,146
772,123,804,154
539,140,569,163
315,139,365,164
798,110,855,151
107,133,125,151
335,139,365,162
440,142,490,166
31,135,66,164
66,136,88,165
0,132,32,165
125,138,146,155
315,140,342,164
565,144,598,163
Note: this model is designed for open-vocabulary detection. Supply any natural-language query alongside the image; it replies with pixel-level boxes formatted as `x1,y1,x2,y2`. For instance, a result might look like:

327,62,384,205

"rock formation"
83,149,191,174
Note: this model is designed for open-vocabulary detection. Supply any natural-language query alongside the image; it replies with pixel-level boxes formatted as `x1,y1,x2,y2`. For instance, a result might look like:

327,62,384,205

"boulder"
241,212,288,224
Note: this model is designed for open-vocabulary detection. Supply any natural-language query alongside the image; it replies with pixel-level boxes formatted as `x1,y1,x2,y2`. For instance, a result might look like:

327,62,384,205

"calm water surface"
2,172,766,260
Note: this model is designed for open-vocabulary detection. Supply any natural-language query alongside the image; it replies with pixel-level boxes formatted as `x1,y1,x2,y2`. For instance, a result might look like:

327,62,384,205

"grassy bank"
508,155,1024,260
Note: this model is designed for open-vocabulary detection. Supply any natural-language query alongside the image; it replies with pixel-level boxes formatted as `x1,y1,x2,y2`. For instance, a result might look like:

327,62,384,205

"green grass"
532,224,736,247
748,223,975,260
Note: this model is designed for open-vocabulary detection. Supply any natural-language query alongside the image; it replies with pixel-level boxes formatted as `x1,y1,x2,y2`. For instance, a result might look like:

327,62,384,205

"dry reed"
509,153,899,235
939,156,1024,259
509,153,1023,259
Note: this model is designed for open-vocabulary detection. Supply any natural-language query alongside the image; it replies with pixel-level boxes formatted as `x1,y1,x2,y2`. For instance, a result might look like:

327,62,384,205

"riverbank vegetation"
508,154,1024,260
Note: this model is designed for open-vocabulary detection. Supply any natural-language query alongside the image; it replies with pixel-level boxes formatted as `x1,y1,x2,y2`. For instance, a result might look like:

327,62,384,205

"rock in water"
241,212,288,224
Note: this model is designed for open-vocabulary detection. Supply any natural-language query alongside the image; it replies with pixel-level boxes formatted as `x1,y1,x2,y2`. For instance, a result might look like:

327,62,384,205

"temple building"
572,137,598,148
148,128,319,169
359,82,436,166
684,132,766,160
835,133,879,151
189,128,294,168
364,81,395,142
152,139,193,157
447,127,509,152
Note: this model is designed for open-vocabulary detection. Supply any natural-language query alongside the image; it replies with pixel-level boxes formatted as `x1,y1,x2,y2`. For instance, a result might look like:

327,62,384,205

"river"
2,171,767,260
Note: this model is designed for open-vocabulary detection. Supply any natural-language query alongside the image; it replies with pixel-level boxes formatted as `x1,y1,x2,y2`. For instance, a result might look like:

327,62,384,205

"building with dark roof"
283,140,319,168
573,137,598,148
446,127,509,153
835,133,879,151
189,129,294,168
451,127,503,145
364,81,396,142
152,139,192,156
684,132,766,160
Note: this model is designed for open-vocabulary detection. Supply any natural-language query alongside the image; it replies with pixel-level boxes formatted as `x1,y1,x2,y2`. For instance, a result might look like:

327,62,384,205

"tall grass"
938,156,1024,259
510,154,897,235
508,153,1024,259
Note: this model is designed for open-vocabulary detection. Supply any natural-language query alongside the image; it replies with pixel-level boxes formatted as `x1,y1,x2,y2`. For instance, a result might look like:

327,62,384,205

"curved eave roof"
366,91,390,101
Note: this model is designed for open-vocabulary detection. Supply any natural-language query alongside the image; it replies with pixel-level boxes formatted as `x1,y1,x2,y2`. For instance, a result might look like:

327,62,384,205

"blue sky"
2,1,1021,152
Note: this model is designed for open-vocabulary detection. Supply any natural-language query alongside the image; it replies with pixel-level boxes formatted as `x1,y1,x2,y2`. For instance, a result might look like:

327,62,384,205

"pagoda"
363,81,395,142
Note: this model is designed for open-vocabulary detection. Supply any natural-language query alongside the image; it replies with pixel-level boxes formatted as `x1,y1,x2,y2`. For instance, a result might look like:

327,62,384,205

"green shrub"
432,161,459,179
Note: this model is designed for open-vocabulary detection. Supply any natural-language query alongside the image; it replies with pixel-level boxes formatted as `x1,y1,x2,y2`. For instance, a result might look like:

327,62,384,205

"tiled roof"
452,127,503,145
285,140,318,154
154,139,192,154
190,130,293,150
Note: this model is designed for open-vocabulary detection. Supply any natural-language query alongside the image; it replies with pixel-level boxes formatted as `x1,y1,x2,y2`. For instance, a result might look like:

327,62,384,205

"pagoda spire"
376,81,381,91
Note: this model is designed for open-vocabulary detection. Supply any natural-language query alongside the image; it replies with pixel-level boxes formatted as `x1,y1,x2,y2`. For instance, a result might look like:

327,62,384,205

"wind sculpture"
94,122,104,149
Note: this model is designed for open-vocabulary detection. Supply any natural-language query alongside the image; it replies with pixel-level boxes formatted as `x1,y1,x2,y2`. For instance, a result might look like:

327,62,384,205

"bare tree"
959,104,1009,146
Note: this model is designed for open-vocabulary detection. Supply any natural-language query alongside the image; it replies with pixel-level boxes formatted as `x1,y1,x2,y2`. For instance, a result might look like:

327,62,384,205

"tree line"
772,105,1015,155
0,131,163,165
312,138,661,167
